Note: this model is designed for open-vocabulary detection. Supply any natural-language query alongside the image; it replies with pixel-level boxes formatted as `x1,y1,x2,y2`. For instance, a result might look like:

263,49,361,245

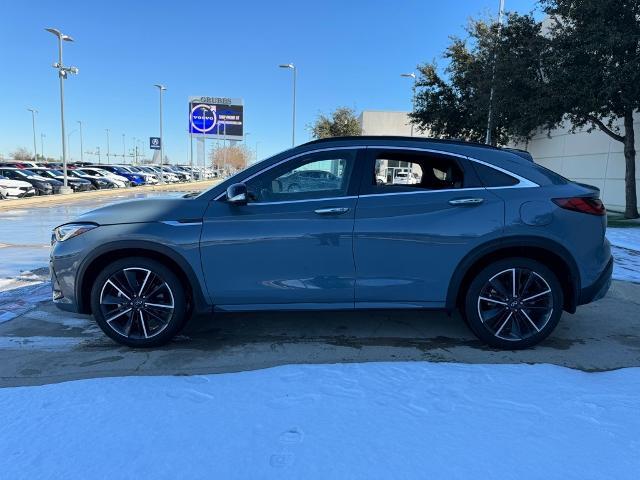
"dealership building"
359,110,640,212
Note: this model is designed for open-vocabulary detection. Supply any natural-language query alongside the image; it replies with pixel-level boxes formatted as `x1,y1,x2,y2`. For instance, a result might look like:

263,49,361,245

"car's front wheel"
90,257,188,347
463,257,563,349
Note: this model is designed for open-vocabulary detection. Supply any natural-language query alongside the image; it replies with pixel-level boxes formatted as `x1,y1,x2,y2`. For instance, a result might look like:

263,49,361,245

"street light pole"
67,129,77,161
279,63,296,147
485,0,506,145
105,129,111,164
154,84,166,184
77,120,83,163
40,133,46,161
46,28,77,193
122,133,126,162
400,73,417,137
27,108,38,161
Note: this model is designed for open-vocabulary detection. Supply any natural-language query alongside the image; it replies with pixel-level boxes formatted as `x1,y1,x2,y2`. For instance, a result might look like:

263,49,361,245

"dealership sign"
188,96,244,141
149,137,161,150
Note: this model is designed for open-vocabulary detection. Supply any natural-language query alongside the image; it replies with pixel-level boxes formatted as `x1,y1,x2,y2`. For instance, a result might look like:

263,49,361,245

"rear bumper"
578,256,613,305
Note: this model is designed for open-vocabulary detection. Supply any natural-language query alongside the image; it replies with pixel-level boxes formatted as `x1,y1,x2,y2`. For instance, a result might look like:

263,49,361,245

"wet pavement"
0,276,639,387
0,190,184,283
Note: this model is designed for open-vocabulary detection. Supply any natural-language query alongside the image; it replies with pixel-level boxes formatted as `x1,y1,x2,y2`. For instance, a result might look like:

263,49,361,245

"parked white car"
0,174,36,199
393,171,419,185
75,168,129,188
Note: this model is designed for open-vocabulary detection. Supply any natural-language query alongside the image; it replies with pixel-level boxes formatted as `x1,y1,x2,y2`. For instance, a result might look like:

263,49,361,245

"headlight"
53,223,97,242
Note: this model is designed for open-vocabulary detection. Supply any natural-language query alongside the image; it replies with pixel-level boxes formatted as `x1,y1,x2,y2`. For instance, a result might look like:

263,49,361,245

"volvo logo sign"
190,104,218,134
188,96,244,140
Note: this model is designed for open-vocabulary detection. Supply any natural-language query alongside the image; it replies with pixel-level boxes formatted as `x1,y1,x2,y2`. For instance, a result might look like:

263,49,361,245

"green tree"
310,107,361,139
541,0,639,218
410,14,551,146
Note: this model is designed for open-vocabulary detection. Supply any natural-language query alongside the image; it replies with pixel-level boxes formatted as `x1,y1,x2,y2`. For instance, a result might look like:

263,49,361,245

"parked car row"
0,161,217,199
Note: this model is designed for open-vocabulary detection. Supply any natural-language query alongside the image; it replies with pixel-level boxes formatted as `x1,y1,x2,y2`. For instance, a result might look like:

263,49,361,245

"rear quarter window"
472,163,519,187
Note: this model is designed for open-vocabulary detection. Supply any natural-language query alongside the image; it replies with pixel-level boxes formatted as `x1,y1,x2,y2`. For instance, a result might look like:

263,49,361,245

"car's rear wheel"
90,257,187,347
463,257,563,349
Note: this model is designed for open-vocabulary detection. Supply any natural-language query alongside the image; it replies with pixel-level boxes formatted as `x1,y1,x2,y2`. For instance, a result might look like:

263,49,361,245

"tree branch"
587,116,625,143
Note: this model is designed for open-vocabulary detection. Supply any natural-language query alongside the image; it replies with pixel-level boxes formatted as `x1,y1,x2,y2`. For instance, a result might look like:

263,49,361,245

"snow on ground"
607,227,640,283
0,279,50,323
0,362,638,479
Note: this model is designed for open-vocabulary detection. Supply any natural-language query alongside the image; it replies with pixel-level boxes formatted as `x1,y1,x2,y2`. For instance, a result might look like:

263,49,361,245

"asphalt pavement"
1,279,638,387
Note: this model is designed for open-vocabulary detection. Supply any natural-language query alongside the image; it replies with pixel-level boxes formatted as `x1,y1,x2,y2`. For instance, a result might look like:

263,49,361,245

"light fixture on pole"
27,108,38,161
154,84,166,184
400,73,417,137
279,63,296,147
46,27,78,193
77,120,84,163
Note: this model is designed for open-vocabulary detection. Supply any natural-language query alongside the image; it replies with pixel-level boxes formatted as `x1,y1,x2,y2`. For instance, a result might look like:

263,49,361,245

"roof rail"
301,135,503,151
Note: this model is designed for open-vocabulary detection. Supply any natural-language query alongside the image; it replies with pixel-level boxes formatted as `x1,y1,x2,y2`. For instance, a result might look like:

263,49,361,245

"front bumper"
578,256,613,305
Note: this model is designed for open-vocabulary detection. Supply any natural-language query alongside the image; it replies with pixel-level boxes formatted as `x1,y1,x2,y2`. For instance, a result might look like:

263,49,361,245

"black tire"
462,257,563,349
90,257,188,348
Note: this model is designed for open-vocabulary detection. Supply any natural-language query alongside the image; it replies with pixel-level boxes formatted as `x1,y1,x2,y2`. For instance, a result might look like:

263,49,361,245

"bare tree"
209,144,252,173
11,147,32,161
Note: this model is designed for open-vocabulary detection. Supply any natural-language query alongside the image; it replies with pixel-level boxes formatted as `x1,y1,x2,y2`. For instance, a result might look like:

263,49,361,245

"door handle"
448,197,484,206
314,207,350,215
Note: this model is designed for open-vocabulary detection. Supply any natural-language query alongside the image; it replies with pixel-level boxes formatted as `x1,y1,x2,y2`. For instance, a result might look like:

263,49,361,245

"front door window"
245,150,357,203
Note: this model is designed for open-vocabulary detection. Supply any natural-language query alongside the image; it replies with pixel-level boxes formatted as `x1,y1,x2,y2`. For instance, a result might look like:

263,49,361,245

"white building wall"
521,118,640,212
360,110,639,212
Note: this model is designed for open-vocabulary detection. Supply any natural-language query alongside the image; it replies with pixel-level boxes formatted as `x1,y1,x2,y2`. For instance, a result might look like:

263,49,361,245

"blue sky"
0,0,536,163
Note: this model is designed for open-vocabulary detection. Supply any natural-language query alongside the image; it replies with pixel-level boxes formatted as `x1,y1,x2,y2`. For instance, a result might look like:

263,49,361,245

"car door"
200,148,363,309
353,147,505,308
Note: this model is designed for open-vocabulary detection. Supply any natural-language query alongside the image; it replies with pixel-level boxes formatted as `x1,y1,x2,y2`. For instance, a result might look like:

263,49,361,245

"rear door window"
363,150,469,194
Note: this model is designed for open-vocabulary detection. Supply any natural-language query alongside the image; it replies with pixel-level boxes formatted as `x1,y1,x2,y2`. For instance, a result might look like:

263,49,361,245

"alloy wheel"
476,267,553,342
99,267,175,340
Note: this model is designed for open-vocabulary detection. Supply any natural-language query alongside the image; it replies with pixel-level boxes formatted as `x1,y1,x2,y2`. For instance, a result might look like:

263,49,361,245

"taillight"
553,197,606,216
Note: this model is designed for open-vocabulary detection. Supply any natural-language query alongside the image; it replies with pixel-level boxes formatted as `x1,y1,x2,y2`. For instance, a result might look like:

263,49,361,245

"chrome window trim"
213,144,539,203
366,145,539,189
249,195,357,206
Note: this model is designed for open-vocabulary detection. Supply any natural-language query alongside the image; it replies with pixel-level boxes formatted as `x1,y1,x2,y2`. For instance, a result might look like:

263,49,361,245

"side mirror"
226,183,248,205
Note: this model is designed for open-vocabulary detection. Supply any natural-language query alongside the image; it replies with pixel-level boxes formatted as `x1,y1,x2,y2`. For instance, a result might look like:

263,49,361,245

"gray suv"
50,137,612,349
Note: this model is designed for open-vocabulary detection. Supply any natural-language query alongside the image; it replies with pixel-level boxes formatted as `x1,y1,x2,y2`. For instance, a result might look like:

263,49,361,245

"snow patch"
0,362,638,479
607,227,640,283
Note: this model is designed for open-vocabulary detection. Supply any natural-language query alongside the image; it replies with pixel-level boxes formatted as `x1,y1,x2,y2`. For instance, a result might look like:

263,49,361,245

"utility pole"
279,63,296,147
40,133,46,160
27,108,38,161
154,84,166,184
77,120,84,163
105,128,111,164
485,0,506,146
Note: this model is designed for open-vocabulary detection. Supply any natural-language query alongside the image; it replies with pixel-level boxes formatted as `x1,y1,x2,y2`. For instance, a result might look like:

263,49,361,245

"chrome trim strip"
249,195,357,206
367,145,539,188
213,144,539,203
358,188,486,198
161,220,203,226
